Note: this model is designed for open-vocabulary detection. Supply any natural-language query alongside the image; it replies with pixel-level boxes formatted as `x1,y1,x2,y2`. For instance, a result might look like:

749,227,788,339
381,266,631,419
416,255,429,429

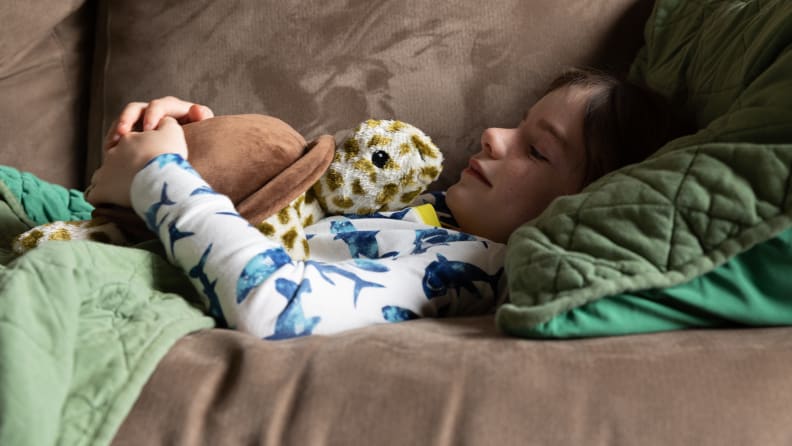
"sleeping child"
85,68,685,339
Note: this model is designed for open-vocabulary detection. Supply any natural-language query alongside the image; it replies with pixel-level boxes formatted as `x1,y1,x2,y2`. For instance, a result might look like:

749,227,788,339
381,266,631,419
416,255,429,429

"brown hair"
545,68,689,186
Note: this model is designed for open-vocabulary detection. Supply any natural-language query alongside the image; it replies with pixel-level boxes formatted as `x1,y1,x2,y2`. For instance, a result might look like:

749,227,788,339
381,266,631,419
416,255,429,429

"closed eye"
529,145,549,162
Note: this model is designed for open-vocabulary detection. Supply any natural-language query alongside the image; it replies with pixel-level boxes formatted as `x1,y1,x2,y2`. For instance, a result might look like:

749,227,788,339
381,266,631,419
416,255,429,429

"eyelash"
529,145,549,162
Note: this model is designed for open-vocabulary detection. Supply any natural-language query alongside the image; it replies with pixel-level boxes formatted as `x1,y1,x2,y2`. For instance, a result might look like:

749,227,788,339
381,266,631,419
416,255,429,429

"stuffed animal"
260,119,444,258
12,117,443,260
315,119,443,214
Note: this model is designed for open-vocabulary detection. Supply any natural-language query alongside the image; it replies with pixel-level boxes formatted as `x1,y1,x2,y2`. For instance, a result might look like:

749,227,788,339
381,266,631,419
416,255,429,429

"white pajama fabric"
131,154,507,339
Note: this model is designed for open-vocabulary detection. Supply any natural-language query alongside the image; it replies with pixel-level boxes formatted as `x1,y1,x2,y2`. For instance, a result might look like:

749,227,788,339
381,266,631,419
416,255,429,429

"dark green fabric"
498,0,792,337
0,166,214,446
0,165,93,225
519,226,792,338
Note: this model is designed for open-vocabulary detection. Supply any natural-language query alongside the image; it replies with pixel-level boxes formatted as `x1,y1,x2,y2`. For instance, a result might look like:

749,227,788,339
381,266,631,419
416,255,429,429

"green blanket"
0,167,214,446
498,0,792,336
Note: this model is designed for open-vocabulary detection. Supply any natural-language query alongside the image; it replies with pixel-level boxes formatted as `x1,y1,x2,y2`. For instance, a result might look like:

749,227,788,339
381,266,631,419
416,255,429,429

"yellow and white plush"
314,119,443,214
12,218,128,252
249,119,443,259
14,119,443,260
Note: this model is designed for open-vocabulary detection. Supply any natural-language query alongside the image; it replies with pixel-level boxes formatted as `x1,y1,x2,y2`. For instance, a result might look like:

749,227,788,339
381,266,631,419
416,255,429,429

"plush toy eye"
371,150,390,168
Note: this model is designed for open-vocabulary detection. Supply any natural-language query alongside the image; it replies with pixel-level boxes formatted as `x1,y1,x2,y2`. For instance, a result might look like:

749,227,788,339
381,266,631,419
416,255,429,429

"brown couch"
4,1,792,445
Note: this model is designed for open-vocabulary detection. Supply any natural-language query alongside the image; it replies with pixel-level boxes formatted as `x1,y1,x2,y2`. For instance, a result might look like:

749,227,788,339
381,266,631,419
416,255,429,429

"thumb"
155,115,180,130
155,115,185,140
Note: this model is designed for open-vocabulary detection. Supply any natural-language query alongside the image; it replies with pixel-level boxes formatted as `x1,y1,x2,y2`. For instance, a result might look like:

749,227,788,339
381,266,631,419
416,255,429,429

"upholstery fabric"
114,320,792,446
7,1,792,445
0,1,93,188
86,0,652,189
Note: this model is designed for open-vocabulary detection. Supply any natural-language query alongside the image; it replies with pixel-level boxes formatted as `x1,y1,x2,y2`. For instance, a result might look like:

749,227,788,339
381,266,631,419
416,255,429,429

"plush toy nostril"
371,150,390,168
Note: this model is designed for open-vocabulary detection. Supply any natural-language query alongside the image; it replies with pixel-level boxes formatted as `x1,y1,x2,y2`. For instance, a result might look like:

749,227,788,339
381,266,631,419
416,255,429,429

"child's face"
446,85,592,242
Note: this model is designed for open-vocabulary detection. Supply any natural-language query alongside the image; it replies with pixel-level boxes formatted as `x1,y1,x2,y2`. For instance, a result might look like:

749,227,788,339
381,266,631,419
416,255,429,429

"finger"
142,96,193,130
117,102,149,135
103,118,120,151
83,183,95,202
86,186,108,206
199,105,214,119
84,171,103,205
188,104,215,123
155,115,180,132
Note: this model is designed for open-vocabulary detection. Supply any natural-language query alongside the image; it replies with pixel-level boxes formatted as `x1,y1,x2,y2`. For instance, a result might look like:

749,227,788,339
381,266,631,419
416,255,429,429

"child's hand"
87,116,188,207
103,96,214,150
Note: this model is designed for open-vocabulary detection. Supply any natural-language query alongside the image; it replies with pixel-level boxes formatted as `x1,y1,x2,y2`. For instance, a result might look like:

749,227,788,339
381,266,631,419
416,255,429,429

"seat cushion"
113,320,792,445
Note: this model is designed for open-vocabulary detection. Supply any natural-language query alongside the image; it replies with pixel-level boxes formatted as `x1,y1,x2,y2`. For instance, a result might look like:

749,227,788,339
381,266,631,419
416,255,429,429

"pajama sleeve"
131,154,507,339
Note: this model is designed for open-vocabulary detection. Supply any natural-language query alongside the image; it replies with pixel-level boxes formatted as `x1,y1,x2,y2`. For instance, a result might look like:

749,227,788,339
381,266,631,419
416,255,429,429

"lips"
464,159,492,187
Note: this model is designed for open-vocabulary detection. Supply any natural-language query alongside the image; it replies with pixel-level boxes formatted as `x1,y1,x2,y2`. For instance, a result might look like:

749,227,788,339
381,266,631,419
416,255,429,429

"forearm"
131,154,296,333
130,154,501,339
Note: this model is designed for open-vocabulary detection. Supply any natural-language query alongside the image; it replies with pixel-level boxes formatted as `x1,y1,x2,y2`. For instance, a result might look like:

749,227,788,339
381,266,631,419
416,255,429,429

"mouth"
463,159,492,187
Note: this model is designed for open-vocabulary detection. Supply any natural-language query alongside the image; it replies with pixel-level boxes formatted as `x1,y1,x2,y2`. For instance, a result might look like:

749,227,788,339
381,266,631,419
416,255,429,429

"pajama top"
131,154,507,339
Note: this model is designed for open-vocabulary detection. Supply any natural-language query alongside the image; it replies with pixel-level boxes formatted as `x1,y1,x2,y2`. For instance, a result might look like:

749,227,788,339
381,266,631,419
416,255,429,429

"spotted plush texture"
255,193,324,260
12,218,129,254
256,119,442,258
312,119,443,215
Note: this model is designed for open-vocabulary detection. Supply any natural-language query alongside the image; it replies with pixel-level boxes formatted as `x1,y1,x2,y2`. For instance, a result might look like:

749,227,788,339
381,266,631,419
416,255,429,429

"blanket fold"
0,166,214,446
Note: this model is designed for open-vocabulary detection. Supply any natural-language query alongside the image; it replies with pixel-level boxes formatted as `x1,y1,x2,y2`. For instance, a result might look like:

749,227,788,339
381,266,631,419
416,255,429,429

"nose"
480,127,511,159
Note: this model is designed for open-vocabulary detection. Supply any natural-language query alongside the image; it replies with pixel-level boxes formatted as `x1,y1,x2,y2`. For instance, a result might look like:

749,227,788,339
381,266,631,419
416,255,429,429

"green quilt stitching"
499,0,792,335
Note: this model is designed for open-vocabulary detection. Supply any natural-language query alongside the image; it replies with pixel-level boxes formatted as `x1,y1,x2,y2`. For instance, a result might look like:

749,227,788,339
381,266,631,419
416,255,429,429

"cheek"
496,166,563,218
496,163,544,195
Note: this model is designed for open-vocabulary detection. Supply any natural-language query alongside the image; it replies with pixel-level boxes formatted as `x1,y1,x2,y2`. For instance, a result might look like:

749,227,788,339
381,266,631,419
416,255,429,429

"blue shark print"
353,258,390,273
191,187,249,223
330,220,384,258
188,243,228,327
330,220,356,233
143,182,175,232
412,228,477,254
343,207,412,220
216,211,248,224
264,278,321,340
167,220,194,258
306,260,385,306
143,153,200,176
236,248,292,303
421,254,502,300
190,185,219,196
382,305,419,322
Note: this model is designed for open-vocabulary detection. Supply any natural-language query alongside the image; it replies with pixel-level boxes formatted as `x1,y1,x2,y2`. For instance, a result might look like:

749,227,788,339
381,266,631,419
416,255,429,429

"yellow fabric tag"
413,203,441,228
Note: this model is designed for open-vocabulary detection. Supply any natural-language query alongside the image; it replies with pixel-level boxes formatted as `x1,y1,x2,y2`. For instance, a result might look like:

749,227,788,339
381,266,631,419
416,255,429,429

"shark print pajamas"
131,154,507,339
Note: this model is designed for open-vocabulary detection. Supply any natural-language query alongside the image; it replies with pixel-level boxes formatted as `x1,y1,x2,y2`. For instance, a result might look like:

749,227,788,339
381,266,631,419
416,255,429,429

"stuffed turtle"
13,117,443,260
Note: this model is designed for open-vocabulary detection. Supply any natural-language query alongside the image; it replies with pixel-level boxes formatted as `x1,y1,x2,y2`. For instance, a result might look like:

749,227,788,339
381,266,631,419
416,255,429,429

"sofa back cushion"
86,0,652,189
0,1,94,188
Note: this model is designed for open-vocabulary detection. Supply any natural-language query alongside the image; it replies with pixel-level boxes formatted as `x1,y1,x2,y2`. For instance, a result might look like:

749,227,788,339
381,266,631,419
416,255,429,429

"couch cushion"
0,1,93,188
499,0,792,337
86,0,652,189
113,320,792,446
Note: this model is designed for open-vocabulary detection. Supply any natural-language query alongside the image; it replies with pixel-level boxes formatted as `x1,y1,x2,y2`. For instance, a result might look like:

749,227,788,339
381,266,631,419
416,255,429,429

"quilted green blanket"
0,167,214,445
499,0,792,336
